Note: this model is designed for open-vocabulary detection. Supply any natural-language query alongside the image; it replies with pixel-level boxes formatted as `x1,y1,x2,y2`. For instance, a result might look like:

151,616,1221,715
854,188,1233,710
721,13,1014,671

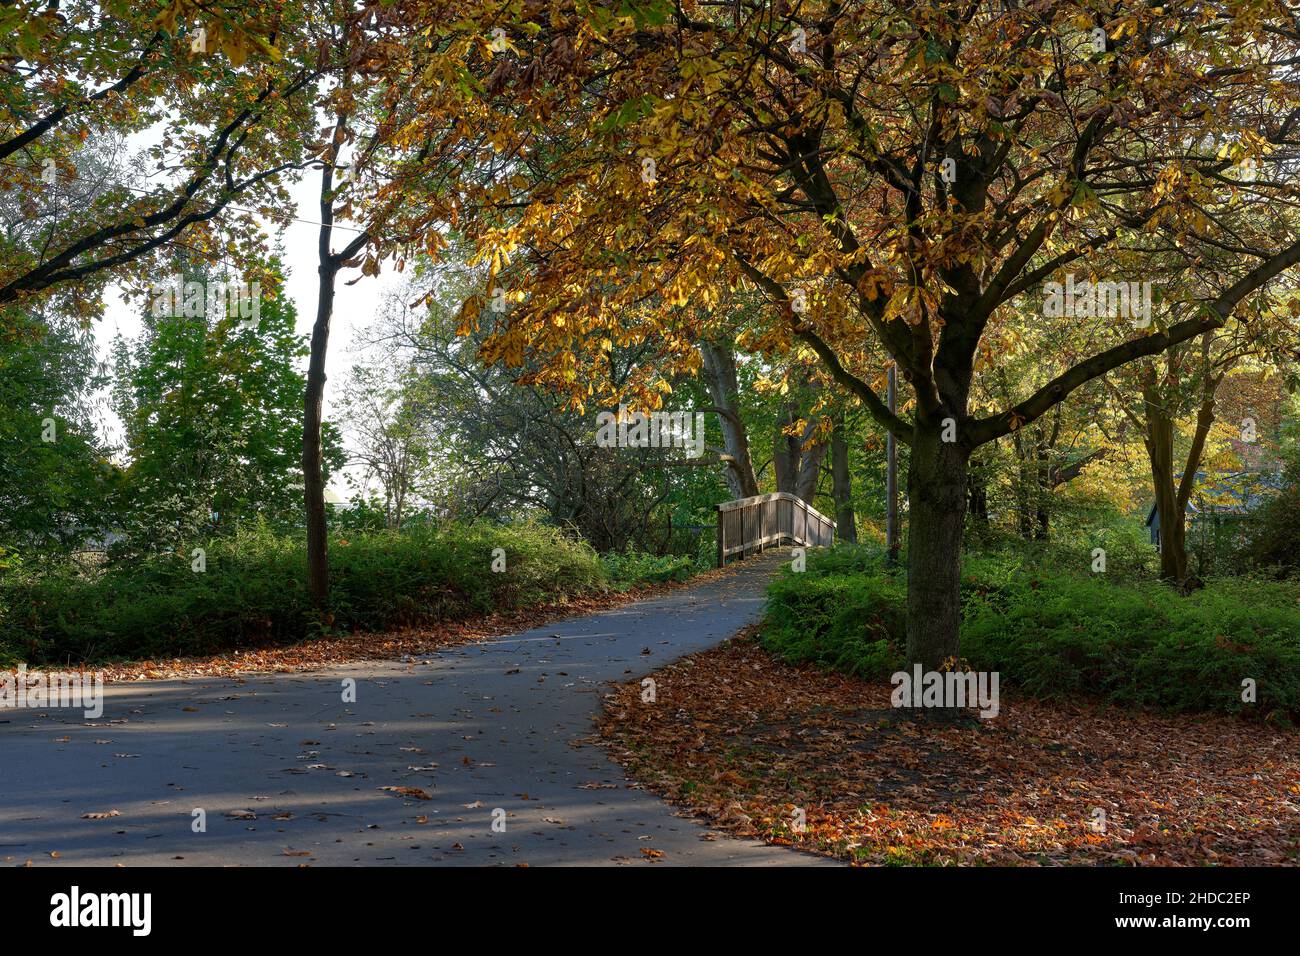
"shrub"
600,550,695,588
1241,452,1300,577
0,520,608,665
0,545,16,667
762,545,1300,718
763,566,904,678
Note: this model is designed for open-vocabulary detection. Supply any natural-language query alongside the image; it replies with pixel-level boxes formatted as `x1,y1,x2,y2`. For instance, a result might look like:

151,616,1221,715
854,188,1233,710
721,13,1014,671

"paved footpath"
1,552,831,866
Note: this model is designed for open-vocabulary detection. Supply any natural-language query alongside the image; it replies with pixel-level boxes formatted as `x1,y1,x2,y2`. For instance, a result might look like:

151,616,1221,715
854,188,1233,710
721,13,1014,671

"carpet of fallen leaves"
597,630,1300,866
79,569,737,683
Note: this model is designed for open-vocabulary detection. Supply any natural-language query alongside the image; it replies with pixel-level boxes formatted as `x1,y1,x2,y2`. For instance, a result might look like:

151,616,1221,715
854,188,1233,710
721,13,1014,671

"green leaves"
597,94,659,133
0,312,110,553
615,0,672,29
109,261,333,555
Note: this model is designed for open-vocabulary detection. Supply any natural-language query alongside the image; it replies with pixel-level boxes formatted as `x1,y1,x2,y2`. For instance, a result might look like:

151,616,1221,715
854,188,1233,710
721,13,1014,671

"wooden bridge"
715,492,836,566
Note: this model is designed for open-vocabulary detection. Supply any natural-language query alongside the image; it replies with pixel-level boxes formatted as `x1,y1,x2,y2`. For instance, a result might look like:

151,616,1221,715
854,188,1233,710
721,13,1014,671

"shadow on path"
1,551,833,866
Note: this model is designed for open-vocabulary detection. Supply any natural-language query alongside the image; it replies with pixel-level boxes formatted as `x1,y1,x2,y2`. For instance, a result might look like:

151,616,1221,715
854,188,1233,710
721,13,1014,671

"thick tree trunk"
773,404,800,495
773,403,826,504
830,414,857,542
905,423,970,672
795,440,827,503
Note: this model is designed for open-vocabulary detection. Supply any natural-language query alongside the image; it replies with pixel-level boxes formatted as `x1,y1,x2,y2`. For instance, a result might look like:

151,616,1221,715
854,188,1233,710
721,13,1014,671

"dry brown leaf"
379,786,432,800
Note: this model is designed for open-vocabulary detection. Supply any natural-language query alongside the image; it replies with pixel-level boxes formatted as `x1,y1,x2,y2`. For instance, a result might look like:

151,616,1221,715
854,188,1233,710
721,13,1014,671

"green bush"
600,550,696,588
1241,452,1300,577
0,520,608,665
764,567,904,678
0,545,16,667
762,544,1300,718
966,517,1158,580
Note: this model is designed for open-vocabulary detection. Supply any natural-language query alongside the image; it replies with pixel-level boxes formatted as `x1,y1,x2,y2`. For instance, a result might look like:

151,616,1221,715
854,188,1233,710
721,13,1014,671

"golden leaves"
456,294,484,336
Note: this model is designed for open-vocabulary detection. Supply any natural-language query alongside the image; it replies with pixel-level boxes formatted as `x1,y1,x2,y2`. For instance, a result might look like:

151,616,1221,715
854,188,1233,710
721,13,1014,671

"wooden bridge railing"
715,492,836,566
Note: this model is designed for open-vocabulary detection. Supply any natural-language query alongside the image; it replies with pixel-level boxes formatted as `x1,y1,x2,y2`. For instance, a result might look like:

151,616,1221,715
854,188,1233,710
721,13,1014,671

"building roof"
1144,469,1283,526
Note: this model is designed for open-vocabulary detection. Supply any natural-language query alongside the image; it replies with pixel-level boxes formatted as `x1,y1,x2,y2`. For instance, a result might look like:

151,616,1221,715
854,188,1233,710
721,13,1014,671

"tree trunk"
794,440,827,503
905,423,969,672
304,255,338,606
700,341,759,498
1143,386,1188,583
1011,428,1034,539
1178,388,1218,583
303,108,367,608
774,403,826,505
1033,408,1064,540
830,414,857,542
773,403,800,495
885,365,900,562
1144,375,1218,588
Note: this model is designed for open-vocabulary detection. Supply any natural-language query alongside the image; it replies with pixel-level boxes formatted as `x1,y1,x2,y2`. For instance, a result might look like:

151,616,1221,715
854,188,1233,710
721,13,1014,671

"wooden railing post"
716,503,724,568
739,503,746,560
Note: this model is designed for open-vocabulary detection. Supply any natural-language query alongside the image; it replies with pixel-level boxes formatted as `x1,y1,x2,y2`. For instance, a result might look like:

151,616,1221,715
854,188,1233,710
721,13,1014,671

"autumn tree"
699,337,761,498
366,0,1300,674
1103,306,1298,584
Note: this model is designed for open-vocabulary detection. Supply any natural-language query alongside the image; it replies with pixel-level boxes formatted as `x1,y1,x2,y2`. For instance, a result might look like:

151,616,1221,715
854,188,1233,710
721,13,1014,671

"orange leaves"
379,786,432,801
855,270,894,303
598,633,1300,866
366,0,1300,431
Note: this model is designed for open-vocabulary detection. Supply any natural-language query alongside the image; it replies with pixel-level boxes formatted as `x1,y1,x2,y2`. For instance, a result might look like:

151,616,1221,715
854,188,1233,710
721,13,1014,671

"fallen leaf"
379,786,432,800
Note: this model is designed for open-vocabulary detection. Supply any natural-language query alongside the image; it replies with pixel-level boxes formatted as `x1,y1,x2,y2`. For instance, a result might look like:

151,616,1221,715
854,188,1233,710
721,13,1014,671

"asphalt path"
2,551,831,866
